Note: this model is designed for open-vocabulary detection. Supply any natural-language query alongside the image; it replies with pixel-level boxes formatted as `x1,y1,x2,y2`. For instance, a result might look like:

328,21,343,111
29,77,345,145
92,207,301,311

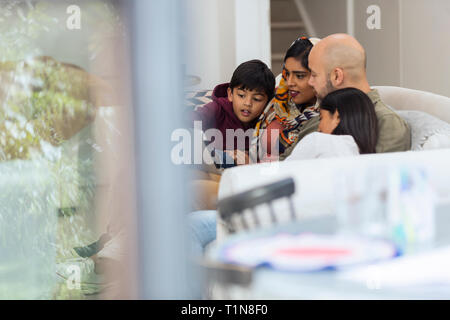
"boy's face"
227,86,268,124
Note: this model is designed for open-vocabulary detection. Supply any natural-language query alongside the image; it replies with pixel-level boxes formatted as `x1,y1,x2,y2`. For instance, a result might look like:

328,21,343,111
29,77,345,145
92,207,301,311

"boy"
192,59,275,158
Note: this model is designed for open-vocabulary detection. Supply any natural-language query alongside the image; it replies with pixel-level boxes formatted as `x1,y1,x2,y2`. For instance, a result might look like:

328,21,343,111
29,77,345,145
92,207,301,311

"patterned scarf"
251,67,319,160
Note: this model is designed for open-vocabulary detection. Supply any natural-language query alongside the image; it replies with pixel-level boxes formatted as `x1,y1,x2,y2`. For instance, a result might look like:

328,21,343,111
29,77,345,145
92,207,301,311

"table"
205,203,450,299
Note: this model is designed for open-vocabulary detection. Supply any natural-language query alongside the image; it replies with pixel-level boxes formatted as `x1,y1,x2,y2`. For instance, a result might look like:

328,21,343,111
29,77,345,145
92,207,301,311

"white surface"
217,149,450,241
286,132,359,160
184,0,271,90
234,0,271,69
184,0,222,90
339,245,450,288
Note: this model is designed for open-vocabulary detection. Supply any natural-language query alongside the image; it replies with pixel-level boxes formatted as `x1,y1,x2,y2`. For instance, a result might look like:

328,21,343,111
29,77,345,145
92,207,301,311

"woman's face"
318,109,340,134
284,57,316,105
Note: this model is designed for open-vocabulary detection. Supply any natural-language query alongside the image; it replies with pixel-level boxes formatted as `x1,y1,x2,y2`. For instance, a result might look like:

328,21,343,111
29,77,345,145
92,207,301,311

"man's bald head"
308,33,371,100
315,34,366,80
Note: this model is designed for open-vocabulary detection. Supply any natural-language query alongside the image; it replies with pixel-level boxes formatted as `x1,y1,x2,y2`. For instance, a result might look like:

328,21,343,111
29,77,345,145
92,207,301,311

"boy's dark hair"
320,88,379,154
229,59,275,100
284,37,313,70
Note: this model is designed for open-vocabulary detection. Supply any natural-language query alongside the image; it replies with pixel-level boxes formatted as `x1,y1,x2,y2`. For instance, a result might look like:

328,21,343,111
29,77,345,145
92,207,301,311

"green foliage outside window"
0,0,123,299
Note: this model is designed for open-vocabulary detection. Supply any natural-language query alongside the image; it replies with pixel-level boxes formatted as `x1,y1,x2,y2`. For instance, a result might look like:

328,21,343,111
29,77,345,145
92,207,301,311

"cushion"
397,110,450,150
184,89,213,110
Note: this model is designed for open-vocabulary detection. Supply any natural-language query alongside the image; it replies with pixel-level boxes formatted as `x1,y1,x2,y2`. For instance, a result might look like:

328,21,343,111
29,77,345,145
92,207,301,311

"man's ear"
331,68,344,87
227,87,233,102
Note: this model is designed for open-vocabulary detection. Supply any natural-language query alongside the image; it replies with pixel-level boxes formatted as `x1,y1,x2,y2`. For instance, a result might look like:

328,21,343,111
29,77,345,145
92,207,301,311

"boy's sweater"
192,83,258,151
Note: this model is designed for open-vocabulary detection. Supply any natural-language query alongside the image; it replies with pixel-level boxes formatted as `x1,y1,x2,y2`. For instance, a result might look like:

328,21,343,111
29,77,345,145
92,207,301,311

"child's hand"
225,150,250,166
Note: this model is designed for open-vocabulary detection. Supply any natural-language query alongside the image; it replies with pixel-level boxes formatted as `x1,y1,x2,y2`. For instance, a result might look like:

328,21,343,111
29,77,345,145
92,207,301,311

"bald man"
283,33,410,157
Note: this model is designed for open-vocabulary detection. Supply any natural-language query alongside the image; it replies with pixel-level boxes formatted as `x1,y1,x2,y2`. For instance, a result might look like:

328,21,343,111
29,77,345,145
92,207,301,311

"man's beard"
317,78,336,102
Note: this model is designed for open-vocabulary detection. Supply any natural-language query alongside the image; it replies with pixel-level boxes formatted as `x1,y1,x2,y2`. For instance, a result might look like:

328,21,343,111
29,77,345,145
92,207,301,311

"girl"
287,87,379,160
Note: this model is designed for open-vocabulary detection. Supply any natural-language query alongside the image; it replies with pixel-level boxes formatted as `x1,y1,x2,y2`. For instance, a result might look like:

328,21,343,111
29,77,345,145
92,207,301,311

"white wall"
354,0,450,97
302,0,348,38
234,0,272,70
184,0,271,90
301,0,450,98
400,0,450,97
354,0,401,87
184,0,222,90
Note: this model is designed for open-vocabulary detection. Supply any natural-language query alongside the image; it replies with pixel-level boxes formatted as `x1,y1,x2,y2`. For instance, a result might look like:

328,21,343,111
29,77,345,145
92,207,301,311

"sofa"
215,86,450,241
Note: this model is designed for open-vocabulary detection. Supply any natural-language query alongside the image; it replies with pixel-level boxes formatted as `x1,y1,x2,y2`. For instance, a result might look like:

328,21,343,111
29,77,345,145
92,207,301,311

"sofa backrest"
373,86,450,151
373,86,450,124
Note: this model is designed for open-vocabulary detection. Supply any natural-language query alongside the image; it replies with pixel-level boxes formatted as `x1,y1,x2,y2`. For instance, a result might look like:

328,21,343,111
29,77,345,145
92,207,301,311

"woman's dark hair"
320,88,379,154
229,59,275,100
284,37,313,70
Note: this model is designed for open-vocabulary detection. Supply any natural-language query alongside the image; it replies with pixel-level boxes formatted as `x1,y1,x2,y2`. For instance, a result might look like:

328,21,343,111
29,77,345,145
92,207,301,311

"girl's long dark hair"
320,88,379,154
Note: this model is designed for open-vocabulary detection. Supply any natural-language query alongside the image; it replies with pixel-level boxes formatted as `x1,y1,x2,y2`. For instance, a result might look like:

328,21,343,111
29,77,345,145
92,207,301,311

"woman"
287,87,379,160
251,36,320,162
